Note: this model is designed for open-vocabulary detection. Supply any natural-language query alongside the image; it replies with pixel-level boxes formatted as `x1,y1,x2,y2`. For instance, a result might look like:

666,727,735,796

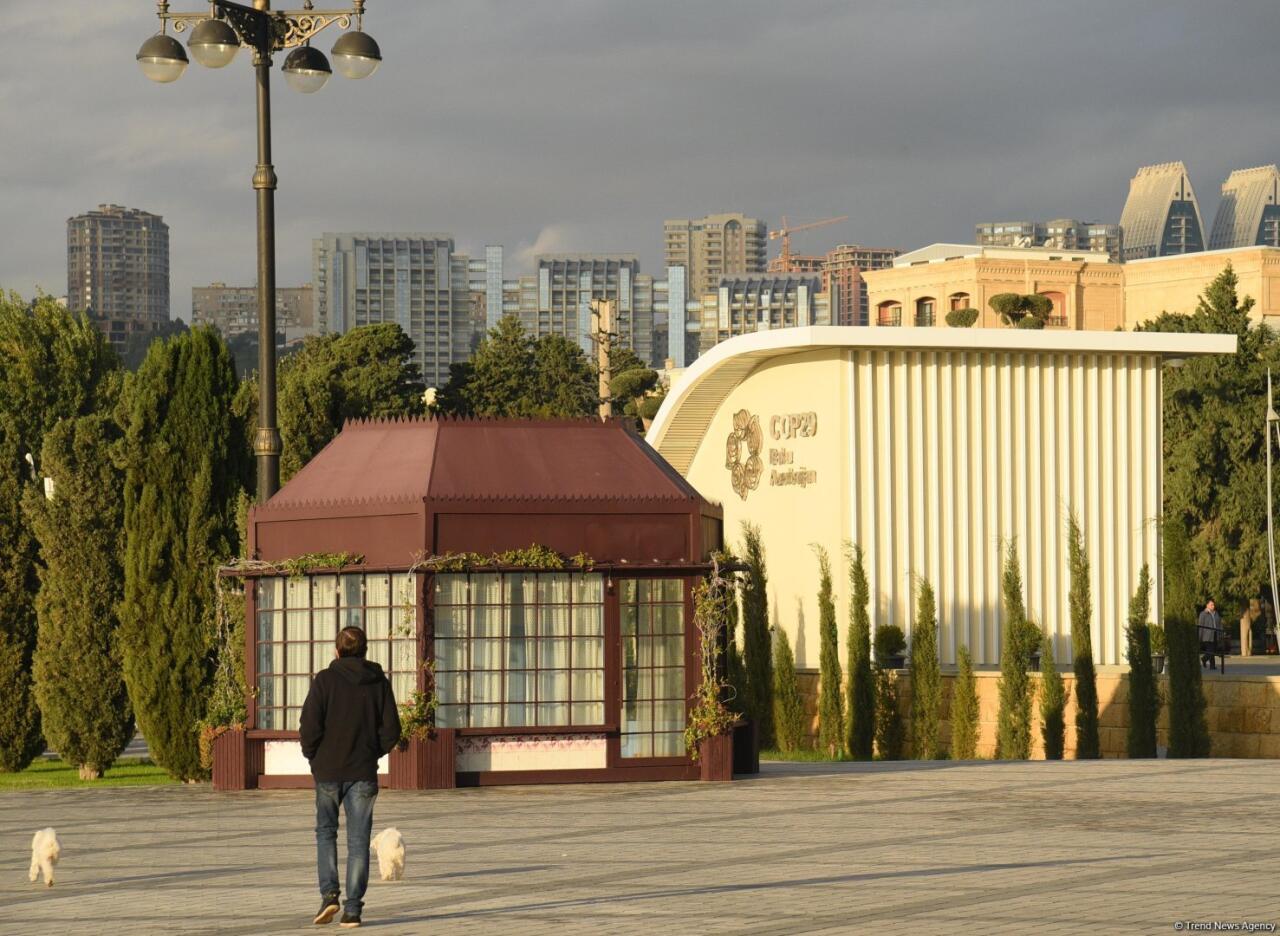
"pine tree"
772,626,806,752
996,541,1034,760
1039,629,1065,760
1164,515,1210,757
118,327,249,780
740,523,774,747
844,542,875,759
1125,564,1159,758
909,578,942,759
813,546,843,757
22,415,133,779
1067,514,1100,758
0,295,119,772
528,334,599,418
951,645,979,760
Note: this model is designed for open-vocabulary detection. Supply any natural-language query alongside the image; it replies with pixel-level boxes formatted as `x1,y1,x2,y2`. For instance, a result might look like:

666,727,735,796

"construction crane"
768,215,849,273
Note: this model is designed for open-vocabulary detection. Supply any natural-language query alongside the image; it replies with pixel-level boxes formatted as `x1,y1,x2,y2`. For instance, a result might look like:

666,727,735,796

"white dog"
29,828,61,888
371,827,404,882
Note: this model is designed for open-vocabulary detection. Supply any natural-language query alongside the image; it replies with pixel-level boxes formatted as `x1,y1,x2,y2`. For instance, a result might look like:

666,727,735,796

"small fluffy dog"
29,828,61,888
371,827,404,882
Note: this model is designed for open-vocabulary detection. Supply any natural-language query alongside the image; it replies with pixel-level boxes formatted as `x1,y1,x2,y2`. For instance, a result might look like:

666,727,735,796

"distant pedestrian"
300,626,401,928
1197,599,1222,669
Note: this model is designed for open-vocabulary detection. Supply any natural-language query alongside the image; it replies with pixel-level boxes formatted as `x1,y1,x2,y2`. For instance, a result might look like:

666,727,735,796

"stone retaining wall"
796,668,1280,758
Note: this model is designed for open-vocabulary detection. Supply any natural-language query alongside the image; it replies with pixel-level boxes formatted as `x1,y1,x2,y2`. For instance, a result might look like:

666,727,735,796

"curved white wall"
649,327,1235,668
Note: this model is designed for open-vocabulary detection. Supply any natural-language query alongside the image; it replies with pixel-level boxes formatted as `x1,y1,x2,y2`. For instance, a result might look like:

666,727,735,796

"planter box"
880,654,906,670
1151,654,1166,675
1027,653,1041,672
211,727,259,791
732,719,760,775
387,729,456,790
698,733,733,782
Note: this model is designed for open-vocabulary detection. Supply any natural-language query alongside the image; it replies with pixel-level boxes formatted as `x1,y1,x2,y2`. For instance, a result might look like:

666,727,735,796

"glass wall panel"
620,578,686,759
432,572,606,728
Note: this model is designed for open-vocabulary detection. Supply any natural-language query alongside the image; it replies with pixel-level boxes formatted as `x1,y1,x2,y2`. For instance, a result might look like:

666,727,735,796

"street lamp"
137,0,382,503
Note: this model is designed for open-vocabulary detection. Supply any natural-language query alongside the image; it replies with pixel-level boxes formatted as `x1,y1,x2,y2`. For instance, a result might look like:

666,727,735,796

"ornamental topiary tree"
909,577,942,759
1015,315,1047,329
1067,514,1101,759
1022,293,1054,320
23,415,134,779
989,293,1026,325
0,294,120,773
945,307,979,328
772,626,806,752
1164,515,1210,757
844,542,875,759
1038,628,1065,760
741,523,774,747
996,541,1034,759
118,327,250,781
951,645,979,759
1125,564,1159,758
813,546,843,758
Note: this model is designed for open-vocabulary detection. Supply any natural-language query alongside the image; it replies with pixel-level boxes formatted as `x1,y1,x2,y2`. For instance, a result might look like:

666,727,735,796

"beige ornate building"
864,244,1124,331
1124,246,1280,325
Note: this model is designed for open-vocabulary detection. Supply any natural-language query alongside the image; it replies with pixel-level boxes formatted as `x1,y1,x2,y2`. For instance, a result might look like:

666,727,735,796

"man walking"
300,626,401,928
1197,599,1222,669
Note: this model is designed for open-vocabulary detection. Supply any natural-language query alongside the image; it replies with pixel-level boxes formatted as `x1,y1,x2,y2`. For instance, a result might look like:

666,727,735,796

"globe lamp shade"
331,30,382,80
188,18,241,69
283,46,332,94
137,34,189,84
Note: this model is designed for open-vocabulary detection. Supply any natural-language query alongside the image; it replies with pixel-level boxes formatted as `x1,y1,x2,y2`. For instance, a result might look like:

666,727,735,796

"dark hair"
336,626,368,659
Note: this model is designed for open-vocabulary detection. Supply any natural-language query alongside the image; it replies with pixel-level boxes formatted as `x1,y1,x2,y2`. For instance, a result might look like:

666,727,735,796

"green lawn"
0,757,177,791
760,748,855,762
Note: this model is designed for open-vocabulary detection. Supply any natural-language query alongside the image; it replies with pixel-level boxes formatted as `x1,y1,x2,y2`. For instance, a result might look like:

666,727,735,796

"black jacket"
299,657,401,783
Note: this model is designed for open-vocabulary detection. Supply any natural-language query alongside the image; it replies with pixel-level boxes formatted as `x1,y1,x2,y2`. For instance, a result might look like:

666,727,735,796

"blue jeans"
315,780,378,915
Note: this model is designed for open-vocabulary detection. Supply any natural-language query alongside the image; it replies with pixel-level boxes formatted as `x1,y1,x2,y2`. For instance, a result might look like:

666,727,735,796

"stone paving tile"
1,759,1277,935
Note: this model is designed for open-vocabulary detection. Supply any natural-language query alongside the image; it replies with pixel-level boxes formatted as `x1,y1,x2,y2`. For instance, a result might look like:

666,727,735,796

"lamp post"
137,0,381,502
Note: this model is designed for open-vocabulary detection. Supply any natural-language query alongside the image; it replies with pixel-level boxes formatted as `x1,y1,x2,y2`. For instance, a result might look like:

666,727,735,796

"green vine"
222,552,364,581
683,557,741,760
408,545,593,572
398,660,439,744
198,571,252,770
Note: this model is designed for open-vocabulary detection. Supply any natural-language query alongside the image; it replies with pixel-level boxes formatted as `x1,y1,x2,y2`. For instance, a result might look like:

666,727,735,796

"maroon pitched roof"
262,417,707,510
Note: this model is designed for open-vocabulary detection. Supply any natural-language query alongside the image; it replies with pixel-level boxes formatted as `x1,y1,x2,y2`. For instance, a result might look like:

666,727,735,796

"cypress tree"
1164,516,1210,757
1067,514,1101,758
1125,564,1159,758
909,578,942,759
813,546,843,757
0,295,119,772
740,523,774,747
23,415,133,779
118,327,249,780
996,541,1033,759
1039,629,1065,760
874,668,905,760
844,542,875,759
772,626,806,752
951,645,979,760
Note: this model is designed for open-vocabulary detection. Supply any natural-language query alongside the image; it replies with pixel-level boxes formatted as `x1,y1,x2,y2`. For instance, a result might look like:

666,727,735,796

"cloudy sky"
2,0,1276,319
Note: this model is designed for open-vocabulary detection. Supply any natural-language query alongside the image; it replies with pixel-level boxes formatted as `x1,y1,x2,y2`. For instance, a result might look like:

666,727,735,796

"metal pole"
251,19,281,502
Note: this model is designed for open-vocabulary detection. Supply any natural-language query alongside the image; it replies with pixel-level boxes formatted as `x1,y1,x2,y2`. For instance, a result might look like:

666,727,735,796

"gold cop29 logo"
725,409,764,501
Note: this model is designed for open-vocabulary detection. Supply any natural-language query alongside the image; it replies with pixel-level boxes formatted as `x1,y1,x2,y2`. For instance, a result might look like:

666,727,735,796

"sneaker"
314,894,341,925
339,912,362,928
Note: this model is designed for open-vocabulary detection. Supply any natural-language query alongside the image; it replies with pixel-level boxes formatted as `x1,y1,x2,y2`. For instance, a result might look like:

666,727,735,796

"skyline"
3,0,1278,320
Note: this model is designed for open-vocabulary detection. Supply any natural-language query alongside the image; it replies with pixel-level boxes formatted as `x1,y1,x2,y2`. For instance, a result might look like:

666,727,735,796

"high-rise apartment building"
664,213,767,299
66,204,170,350
1119,162,1205,261
1209,165,1280,251
975,219,1122,262
312,233,475,389
822,245,899,326
696,275,834,355
192,283,315,340
506,255,657,366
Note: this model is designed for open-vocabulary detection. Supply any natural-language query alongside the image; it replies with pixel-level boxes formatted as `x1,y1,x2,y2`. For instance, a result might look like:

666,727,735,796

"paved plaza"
2,759,1277,935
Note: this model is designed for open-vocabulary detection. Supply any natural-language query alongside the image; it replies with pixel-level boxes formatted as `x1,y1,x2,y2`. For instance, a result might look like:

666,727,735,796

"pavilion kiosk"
213,417,730,790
